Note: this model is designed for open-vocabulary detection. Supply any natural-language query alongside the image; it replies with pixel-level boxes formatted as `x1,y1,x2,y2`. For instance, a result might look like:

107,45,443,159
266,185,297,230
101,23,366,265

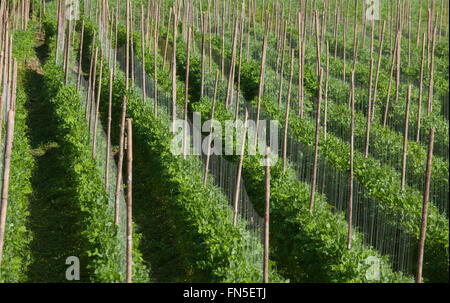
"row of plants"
79,17,286,282
0,21,37,282
132,17,416,282
40,15,150,282
199,16,449,282
214,20,449,216
231,17,449,161
221,4,449,161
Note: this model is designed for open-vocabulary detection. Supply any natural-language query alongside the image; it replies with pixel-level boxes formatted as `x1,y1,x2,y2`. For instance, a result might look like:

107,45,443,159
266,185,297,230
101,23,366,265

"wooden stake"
183,27,191,160
203,71,219,186
115,0,131,227
92,50,103,160
255,12,269,145
323,41,328,141
88,47,98,134
85,31,96,119
282,48,294,172
233,108,248,226
163,7,172,69
140,4,146,103
365,17,375,158
225,13,239,109
172,8,178,135
263,146,270,283
64,19,72,86
277,20,287,109
0,60,17,270
371,21,386,121
77,20,85,92
416,33,426,142
416,0,422,48
309,68,323,215
348,69,355,249
401,85,411,191
314,10,320,76
126,118,133,283
427,26,436,116
383,29,400,128
105,69,113,191
200,12,206,97
342,15,347,84
154,9,158,118
235,5,245,121
416,128,434,283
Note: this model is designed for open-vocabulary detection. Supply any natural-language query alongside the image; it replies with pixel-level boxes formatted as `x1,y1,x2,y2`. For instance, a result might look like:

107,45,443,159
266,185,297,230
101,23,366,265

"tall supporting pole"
183,27,191,160
401,85,411,191
416,33,426,142
263,146,270,283
416,128,434,283
126,118,133,283
309,68,323,214
347,69,355,250
203,71,219,186
282,48,294,172
233,108,248,226
0,60,17,269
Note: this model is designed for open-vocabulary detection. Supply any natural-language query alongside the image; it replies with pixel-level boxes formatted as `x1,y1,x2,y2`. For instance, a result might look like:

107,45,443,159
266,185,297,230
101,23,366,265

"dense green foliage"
0,24,36,283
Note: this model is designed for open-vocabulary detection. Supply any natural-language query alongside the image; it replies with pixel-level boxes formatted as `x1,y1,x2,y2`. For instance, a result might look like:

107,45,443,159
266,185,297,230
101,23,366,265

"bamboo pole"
416,33,426,142
115,0,131,227
427,26,436,116
0,60,17,270
254,11,269,145
235,5,244,121
365,17,375,159
277,20,287,108
298,11,304,118
203,71,219,186
105,69,113,191
172,8,178,135
64,18,72,86
126,118,133,283
416,0,422,48
77,20,85,92
163,7,172,69
183,27,191,160
371,20,386,121
401,85,411,191
140,4,146,103
200,12,206,97
342,15,347,84
407,3,411,66
282,48,294,172
395,23,401,104
438,0,443,42
263,146,270,283
225,13,239,109
383,29,400,128
416,127,434,283
92,50,103,160
314,10,320,76
427,8,431,68
352,0,358,68
154,9,158,118
88,47,98,134
323,41,328,141
347,69,355,249
233,108,248,226
221,1,225,79
85,31,96,118
309,68,323,215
